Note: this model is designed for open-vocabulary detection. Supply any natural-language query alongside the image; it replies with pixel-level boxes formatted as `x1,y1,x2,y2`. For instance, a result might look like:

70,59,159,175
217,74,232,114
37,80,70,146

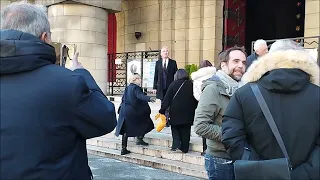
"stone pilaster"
304,0,320,48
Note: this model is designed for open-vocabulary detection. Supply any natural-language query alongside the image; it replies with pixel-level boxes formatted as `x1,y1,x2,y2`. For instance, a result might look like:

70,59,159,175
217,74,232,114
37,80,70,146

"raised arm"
72,69,117,139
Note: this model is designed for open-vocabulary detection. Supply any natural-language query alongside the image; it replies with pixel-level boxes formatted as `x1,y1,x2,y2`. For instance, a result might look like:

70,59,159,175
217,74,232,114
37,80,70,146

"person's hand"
70,52,84,71
150,97,156,103
152,89,157,94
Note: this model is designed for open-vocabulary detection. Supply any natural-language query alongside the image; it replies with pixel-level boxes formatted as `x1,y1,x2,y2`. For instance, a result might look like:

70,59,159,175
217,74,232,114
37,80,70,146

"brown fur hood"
242,50,320,86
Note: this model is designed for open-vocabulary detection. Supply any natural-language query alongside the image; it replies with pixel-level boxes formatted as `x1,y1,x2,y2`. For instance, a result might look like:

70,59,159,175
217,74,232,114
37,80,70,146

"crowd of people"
1,1,319,180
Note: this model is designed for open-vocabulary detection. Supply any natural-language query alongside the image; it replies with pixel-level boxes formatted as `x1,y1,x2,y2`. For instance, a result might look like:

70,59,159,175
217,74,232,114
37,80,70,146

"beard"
229,68,244,82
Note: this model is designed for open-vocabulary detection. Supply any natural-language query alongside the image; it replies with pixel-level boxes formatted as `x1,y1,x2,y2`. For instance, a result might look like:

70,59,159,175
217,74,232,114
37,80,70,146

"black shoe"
136,140,149,146
121,149,131,155
171,148,177,151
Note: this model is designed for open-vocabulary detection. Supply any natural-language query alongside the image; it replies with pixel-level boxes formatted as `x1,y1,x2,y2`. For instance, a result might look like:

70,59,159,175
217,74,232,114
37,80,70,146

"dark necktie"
163,60,167,70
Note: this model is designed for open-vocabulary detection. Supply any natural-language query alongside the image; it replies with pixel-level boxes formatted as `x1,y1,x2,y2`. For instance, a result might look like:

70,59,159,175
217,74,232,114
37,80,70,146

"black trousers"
171,124,191,153
202,137,207,152
122,134,145,149
122,133,128,149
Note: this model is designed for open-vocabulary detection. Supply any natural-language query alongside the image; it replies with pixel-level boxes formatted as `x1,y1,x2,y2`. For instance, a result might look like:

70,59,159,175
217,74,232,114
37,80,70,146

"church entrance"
223,0,306,54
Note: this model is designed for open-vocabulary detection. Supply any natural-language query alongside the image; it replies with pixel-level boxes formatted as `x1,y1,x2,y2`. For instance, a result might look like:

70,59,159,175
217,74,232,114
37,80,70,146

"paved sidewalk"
88,155,201,180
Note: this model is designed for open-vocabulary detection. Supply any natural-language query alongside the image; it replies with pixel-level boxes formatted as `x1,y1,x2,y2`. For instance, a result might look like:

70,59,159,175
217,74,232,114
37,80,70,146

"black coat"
115,83,154,137
222,69,320,179
153,58,178,100
159,79,198,126
0,30,117,180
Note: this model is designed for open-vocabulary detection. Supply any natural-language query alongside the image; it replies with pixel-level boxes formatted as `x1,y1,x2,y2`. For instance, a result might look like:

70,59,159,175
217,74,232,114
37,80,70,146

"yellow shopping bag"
155,113,167,132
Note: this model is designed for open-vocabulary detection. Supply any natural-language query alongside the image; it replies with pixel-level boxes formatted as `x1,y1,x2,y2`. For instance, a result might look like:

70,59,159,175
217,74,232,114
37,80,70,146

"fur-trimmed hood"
191,66,216,81
242,50,320,86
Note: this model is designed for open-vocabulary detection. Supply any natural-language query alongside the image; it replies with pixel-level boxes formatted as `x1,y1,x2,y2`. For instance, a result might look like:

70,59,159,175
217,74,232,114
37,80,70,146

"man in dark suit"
153,46,178,100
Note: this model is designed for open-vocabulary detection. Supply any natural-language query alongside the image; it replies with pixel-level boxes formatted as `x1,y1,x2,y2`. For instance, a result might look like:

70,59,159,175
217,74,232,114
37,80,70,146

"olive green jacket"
194,77,231,159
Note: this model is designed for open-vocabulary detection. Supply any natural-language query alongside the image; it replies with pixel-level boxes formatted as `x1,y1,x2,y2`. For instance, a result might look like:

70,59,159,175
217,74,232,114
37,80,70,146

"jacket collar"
0,30,56,74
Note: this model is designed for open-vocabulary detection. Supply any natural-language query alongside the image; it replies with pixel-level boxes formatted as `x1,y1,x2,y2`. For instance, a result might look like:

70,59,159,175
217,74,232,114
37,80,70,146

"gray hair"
1,1,50,37
128,73,141,85
253,39,267,50
269,39,305,53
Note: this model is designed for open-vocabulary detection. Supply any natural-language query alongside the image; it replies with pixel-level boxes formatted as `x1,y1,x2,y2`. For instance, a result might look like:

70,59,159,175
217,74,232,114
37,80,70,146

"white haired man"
246,39,268,71
0,2,116,179
222,40,319,179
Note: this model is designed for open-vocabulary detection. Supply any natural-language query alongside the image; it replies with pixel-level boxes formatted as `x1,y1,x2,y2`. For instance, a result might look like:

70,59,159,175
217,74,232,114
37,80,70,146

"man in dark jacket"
153,46,178,100
246,39,268,71
0,2,117,180
222,40,319,180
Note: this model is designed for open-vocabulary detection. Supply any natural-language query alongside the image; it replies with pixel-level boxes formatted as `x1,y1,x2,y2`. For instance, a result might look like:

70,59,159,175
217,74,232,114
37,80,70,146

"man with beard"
194,46,247,180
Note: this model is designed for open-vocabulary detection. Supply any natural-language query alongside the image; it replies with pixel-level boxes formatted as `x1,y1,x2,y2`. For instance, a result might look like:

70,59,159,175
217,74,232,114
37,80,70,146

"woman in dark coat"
115,73,156,155
158,69,198,153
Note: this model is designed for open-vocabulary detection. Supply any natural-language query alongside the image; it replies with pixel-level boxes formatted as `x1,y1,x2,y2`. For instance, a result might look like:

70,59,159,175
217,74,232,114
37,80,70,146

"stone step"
101,131,204,153
87,137,205,166
87,145,207,179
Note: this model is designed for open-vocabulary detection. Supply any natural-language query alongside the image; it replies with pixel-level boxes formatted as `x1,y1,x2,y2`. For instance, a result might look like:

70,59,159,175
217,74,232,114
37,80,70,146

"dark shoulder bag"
165,80,186,120
234,83,292,180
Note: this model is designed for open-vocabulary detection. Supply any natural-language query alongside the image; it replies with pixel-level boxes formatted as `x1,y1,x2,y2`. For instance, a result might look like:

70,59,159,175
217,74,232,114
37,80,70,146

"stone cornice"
35,0,121,13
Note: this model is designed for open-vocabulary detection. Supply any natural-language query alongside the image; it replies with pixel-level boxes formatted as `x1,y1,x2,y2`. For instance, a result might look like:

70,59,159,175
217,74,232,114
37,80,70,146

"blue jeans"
204,154,235,180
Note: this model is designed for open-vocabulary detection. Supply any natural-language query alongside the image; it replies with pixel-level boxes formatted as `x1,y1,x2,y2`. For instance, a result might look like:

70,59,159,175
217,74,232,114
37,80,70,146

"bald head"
161,46,169,59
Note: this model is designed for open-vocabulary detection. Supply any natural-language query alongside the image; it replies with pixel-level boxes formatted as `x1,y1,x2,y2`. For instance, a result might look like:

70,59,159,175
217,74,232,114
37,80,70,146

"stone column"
173,0,188,67
188,0,202,65
202,0,223,66
48,3,109,93
304,0,320,49
0,0,11,10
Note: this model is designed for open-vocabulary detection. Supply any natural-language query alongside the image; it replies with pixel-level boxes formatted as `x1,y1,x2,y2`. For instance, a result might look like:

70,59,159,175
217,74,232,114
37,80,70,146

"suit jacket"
153,58,178,100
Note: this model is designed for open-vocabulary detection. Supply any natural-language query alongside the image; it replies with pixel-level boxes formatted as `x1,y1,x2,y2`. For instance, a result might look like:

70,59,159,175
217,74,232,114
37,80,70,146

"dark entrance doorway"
223,0,306,54
245,0,305,53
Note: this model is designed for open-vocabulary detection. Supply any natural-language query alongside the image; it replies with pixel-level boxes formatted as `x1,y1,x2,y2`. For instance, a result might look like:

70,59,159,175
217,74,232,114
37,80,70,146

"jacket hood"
242,50,319,86
201,75,224,90
260,69,312,93
0,30,56,74
191,66,216,80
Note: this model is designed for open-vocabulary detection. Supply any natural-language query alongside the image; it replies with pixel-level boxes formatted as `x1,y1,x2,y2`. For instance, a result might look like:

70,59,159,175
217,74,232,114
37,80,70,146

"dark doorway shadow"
245,0,305,54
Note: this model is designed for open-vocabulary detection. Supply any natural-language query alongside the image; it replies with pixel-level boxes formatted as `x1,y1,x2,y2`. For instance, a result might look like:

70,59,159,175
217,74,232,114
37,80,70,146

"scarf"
215,70,242,97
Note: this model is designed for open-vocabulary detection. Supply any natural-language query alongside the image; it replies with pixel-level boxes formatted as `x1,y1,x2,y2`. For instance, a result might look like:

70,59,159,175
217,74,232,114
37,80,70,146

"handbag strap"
250,83,291,164
173,80,186,100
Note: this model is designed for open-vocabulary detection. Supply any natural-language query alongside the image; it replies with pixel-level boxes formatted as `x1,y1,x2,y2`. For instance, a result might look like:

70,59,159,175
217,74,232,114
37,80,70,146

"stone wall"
116,0,224,68
304,0,320,48
47,3,109,93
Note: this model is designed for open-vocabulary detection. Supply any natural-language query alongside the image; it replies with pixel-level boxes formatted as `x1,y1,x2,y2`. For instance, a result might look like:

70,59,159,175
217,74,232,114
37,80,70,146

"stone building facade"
115,0,319,67
1,0,319,94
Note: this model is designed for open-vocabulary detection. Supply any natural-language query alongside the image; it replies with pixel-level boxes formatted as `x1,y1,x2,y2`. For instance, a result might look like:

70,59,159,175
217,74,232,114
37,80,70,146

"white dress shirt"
162,58,168,68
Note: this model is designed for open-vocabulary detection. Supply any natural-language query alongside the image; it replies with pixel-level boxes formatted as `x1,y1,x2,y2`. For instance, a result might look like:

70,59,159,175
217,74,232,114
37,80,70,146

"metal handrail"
251,36,320,65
